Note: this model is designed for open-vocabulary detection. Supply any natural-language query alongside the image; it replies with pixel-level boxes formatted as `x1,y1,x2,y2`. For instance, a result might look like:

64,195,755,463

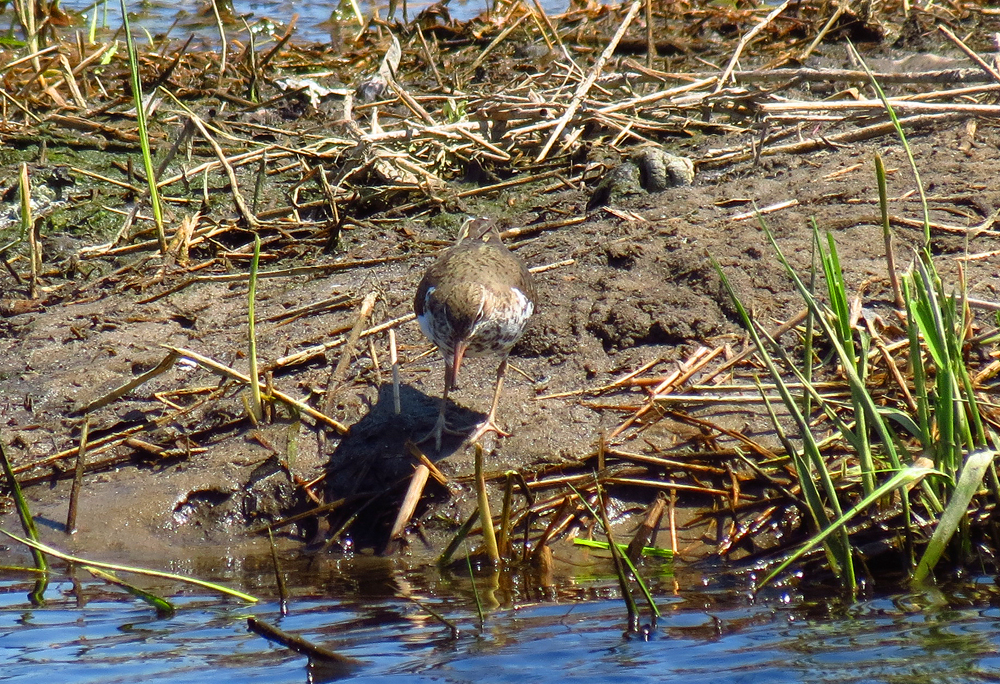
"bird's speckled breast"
418,284,533,358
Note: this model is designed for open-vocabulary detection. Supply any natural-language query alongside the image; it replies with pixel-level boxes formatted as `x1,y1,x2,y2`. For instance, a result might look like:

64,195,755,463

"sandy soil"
2,24,999,567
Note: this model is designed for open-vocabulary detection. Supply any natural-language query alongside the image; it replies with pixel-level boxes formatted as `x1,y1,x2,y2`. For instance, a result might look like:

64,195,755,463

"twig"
716,0,790,91
273,312,416,369
471,14,529,72
700,113,961,167
66,417,89,534
389,328,401,414
386,464,431,552
938,25,1000,86
247,618,363,664
324,291,379,416
535,0,642,162
799,1,848,62
163,345,349,433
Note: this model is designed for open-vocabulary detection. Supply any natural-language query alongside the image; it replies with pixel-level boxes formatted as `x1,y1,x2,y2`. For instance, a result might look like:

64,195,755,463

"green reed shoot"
569,483,659,629
0,433,49,599
248,233,263,421
119,0,166,253
715,259,854,590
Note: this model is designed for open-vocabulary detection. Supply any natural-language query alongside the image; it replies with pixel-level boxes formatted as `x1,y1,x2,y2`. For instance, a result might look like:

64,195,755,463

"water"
18,0,563,45
3,551,1000,683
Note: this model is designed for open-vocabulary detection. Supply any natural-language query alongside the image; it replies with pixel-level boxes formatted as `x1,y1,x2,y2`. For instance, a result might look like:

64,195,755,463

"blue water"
2,556,1000,683
17,0,563,45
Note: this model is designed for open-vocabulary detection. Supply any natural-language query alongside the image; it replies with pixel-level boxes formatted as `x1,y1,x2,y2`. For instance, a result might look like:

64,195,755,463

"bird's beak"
452,340,468,381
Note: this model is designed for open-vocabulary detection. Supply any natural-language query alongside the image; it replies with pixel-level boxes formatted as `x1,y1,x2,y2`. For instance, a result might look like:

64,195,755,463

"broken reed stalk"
645,0,655,67
475,444,500,565
496,473,515,559
625,492,666,564
438,507,480,567
248,618,363,665
120,0,166,253
389,328,401,414
323,291,379,418
716,0,790,91
210,0,227,78
937,25,1000,85
247,234,263,422
387,463,430,552
165,345,349,433
66,416,89,534
266,528,289,616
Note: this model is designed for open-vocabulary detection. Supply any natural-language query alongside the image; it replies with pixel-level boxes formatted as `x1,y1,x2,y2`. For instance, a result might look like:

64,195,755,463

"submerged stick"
247,618,363,664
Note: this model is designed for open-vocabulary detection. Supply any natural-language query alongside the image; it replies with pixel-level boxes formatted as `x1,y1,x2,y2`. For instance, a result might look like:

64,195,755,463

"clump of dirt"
0,0,999,573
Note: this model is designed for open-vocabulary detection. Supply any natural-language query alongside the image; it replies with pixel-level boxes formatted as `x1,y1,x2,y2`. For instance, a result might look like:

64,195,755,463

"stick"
163,345,349,433
535,0,642,162
386,464,430,551
66,417,89,534
938,25,1000,86
389,328,401,415
184,112,259,228
716,0,790,92
323,291,379,417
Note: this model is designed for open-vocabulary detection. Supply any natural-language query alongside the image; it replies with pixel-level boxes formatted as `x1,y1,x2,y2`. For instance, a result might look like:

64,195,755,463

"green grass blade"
714,259,853,586
759,466,937,590
573,538,674,559
1,530,258,603
120,0,166,253
569,483,657,623
848,41,930,245
903,278,933,450
85,566,176,618
758,223,902,470
912,449,995,584
0,438,48,576
247,233,262,421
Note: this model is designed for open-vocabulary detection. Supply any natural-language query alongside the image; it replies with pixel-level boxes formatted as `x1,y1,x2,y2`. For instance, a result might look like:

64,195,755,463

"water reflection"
1,554,1000,683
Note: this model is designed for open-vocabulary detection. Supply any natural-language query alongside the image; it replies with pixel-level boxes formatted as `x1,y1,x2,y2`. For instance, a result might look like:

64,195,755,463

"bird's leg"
419,360,462,451
468,355,512,444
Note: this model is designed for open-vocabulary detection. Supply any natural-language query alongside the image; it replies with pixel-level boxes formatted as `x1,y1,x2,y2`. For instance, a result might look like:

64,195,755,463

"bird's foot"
466,416,510,445
416,412,465,452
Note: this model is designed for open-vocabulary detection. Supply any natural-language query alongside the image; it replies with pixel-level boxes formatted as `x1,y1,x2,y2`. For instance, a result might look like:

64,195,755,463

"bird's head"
455,216,502,247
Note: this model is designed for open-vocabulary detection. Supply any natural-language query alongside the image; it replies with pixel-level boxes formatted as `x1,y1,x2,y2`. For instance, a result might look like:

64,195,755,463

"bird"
413,217,536,451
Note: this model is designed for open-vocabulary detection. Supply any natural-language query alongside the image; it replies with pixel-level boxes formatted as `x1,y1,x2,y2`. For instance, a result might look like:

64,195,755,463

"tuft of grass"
715,63,999,591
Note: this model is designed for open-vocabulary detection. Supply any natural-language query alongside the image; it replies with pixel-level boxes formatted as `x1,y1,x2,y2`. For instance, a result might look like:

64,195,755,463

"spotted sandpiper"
414,217,536,450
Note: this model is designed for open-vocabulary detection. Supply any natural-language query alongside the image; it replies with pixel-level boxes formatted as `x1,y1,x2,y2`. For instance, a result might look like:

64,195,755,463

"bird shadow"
324,382,482,504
